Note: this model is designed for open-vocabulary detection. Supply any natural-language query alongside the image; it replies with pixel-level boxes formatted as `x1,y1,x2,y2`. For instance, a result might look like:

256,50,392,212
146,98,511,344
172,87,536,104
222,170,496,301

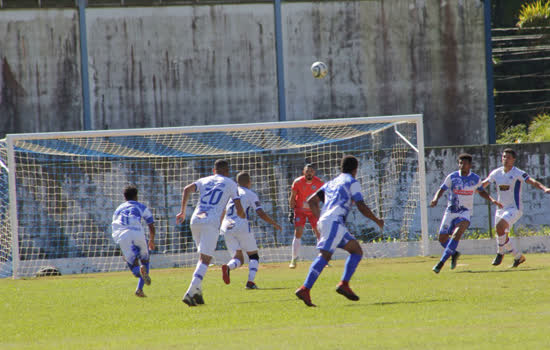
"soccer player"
176,159,245,307
482,148,550,267
220,172,282,289
431,153,502,273
295,155,384,307
288,164,324,268
111,185,156,298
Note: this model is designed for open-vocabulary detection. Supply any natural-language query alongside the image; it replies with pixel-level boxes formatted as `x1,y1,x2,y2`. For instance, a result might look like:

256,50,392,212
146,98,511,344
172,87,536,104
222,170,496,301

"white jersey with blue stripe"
318,173,364,223
440,171,484,214
221,186,261,233
486,166,530,210
112,200,154,241
191,174,240,225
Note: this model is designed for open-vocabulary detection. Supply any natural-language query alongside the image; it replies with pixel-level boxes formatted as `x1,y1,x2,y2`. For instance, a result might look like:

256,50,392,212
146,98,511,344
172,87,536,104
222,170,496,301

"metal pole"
273,0,287,122
484,0,495,144
78,0,92,130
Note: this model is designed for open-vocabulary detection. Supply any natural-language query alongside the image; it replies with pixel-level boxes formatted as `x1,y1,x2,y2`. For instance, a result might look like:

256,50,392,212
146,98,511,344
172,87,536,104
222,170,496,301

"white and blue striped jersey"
486,166,530,210
112,200,154,242
318,173,364,223
221,186,261,234
440,171,484,214
190,174,240,225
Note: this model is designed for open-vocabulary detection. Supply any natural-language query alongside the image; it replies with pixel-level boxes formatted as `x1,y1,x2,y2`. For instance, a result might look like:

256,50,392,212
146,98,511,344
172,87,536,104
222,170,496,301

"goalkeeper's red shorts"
294,208,318,229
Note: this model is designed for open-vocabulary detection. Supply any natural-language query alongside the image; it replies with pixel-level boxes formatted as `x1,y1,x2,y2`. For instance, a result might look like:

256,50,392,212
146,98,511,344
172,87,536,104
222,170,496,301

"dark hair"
341,155,358,174
503,148,516,159
124,185,138,201
304,163,314,170
214,159,229,172
236,171,250,186
458,153,473,163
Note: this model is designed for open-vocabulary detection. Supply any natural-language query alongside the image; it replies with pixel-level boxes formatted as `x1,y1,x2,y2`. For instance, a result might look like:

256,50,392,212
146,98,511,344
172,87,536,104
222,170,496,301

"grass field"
2,254,550,350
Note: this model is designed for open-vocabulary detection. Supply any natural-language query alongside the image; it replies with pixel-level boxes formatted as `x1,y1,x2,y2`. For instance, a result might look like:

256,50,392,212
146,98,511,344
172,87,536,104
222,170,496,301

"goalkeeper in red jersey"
288,164,324,269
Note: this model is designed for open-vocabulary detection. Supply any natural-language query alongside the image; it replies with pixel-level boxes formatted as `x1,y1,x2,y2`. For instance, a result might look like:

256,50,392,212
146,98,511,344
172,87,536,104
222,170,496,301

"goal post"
0,115,428,279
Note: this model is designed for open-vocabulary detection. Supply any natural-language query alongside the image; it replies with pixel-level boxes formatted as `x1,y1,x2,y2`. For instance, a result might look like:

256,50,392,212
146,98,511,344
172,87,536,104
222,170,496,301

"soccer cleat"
450,251,461,270
511,255,526,268
492,253,504,266
135,289,146,298
221,264,230,284
182,293,197,307
432,261,444,274
336,282,359,301
140,265,151,286
295,286,316,307
192,293,205,305
289,258,297,269
245,281,258,289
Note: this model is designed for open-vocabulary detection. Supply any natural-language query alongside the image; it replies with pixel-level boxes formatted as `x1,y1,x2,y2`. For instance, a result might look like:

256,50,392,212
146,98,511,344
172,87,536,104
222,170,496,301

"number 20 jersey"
190,174,240,225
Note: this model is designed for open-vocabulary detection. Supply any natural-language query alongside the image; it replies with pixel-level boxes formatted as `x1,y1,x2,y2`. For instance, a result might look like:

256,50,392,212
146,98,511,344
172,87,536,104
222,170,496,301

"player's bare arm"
481,179,490,188
289,188,297,209
526,177,550,194
233,198,246,219
430,188,446,207
176,183,196,224
307,190,323,219
148,223,156,250
257,209,282,231
356,200,384,230
477,189,503,209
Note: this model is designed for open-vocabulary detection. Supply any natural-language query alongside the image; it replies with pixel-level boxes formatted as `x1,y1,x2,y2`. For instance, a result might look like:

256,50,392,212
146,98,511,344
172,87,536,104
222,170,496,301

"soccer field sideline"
2,254,550,350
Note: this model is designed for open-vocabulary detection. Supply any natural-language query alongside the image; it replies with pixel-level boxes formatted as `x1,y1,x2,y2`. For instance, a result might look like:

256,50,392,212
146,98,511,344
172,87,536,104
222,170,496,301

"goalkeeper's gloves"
288,211,294,224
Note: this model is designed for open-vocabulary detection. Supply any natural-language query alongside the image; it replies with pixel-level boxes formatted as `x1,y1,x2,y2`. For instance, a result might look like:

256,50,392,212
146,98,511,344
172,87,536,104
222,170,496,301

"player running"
176,159,245,307
295,155,384,307
431,153,502,273
220,172,282,289
288,164,324,268
111,185,156,298
482,148,550,267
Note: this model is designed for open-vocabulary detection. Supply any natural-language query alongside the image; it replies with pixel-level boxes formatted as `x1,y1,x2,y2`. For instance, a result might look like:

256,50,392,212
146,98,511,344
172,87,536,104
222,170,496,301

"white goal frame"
4,115,429,279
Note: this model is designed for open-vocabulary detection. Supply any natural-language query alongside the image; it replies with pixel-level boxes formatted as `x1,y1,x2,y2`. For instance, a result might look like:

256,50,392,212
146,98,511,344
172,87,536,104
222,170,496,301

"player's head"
213,159,230,176
341,155,358,175
502,148,516,167
123,185,138,201
303,164,315,181
457,153,472,173
236,171,251,188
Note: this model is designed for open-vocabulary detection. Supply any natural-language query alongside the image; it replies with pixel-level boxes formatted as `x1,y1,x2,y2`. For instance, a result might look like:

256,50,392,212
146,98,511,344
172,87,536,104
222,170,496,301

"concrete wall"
1,1,487,146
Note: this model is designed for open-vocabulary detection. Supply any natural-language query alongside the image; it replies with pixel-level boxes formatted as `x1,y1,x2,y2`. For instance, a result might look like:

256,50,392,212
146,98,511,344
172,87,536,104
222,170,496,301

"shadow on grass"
456,267,543,274
343,298,449,307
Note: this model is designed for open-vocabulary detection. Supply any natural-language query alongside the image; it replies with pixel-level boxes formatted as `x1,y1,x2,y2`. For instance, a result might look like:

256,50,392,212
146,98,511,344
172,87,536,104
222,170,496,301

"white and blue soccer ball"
311,61,328,79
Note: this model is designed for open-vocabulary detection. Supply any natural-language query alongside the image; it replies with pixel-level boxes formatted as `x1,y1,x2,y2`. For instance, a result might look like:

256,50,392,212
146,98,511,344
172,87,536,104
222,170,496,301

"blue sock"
304,256,328,289
440,239,449,249
440,239,459,263
128,263,141,278
342,254,362,282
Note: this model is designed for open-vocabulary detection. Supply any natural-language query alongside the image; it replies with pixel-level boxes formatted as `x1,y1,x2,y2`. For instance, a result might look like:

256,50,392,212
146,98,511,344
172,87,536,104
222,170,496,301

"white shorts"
316,218,355,254
495,207,522,228
438,211,471,235
190,222,220,256
115,231,149,265
222,229,258,254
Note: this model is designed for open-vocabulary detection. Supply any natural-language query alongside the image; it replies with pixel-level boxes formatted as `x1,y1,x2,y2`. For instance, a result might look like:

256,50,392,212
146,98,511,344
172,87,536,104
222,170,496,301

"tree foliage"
497,113,550,143
517,0,550,28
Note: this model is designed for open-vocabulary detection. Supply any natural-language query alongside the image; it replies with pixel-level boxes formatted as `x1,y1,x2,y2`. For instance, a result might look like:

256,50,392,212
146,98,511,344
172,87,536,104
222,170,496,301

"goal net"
0,116,428,278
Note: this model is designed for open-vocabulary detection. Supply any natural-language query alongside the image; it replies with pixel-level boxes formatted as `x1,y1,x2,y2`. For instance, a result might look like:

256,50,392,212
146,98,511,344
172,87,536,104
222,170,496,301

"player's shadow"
457,267,543,274
344,298,448,307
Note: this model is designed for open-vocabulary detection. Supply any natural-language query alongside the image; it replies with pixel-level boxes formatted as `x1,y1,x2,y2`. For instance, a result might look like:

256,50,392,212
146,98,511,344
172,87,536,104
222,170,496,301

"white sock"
503,237,520,257
186,261,208,295
248,259,259,282
292,238,301,259
227,258,242,270
497,235,507,254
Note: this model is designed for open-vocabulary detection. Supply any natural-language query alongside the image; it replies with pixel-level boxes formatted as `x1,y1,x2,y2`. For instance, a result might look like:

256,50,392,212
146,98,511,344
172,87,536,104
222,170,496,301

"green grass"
2,254,550,349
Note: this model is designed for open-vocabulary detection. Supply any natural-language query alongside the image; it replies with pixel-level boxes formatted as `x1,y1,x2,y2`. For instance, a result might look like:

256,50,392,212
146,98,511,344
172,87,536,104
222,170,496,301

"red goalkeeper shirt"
291,176,324,211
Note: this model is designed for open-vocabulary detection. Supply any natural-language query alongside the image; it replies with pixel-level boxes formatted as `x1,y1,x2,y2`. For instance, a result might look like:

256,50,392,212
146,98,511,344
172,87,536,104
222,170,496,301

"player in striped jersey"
176,159,245,306
431,153,501,273
295,155,384,307
112,185,156,298
482,148,550,267
220,172,281,289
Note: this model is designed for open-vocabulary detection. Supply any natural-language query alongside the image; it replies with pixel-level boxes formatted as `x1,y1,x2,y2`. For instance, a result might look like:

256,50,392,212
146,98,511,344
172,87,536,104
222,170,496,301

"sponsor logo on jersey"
453,189,474,195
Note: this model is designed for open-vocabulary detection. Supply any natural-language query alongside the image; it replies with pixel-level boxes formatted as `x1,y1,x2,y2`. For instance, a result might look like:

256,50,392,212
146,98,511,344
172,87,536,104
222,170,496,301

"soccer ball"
311,61,328,79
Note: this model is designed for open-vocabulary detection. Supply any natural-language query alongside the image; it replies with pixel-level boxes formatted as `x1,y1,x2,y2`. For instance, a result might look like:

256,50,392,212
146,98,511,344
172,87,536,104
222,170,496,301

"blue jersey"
440,171,484,214
318,173,364,223
112,200,154,241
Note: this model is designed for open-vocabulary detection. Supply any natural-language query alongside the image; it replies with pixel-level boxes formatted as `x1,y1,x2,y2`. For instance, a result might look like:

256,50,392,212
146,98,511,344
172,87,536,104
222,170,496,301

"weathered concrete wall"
1,1,488,147
0,10,82,135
